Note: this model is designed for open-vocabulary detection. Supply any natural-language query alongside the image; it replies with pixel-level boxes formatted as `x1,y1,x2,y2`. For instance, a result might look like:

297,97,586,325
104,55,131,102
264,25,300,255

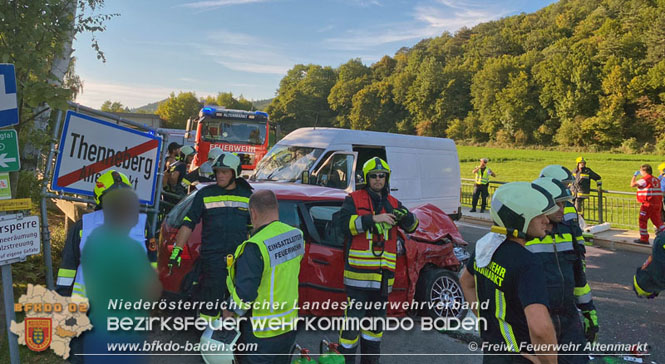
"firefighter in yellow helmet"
337,157,418,363
55,170,157,363
572,157,602,218
658,162,665,222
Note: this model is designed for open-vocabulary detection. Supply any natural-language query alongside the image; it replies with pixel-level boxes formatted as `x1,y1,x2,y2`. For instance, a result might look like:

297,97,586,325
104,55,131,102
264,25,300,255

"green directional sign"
0,129,20,172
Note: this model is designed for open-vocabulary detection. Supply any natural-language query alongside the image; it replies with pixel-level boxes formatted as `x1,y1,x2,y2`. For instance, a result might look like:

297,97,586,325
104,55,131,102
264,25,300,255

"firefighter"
528,178,598,362
658,163,665,222
55,170,156,364
164,145,196,194
460,182,558,364
224,190,303,363
55,170,157,298
169,152,253,322
633,233,665,299
470,158,496,213
181,147,224,191
572,157,602,218
630,164,665,245
337,157,419,364
540,165,580,226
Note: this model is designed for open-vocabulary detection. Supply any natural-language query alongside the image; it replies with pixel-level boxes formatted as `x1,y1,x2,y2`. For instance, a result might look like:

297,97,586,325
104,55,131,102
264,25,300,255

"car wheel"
416,268,468,320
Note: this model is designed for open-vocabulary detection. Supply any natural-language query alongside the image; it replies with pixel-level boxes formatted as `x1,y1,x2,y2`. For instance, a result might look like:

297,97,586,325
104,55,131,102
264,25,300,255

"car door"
298,201,347,316
311,152,357,193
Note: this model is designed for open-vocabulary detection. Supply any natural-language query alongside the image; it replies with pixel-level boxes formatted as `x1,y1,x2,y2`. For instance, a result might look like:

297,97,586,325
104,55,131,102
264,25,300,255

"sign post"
0,213,39,364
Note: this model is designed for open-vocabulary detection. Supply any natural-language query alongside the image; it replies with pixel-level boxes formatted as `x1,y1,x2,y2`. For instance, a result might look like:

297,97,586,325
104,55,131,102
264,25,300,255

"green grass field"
457,146,665,193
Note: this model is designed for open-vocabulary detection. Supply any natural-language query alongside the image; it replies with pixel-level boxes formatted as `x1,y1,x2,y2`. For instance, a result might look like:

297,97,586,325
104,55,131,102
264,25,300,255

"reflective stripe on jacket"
475,168,491,185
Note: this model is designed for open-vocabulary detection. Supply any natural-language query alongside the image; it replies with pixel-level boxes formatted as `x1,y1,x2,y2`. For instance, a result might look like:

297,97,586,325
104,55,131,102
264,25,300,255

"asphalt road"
146,222,661,363
457,221,663,362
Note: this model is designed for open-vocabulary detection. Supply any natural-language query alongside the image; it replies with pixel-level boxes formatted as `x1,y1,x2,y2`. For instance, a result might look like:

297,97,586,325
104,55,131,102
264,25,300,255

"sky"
73,0,558,109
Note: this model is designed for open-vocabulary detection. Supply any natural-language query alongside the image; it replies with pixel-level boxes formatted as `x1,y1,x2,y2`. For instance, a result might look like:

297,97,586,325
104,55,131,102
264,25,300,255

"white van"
251,127,462,219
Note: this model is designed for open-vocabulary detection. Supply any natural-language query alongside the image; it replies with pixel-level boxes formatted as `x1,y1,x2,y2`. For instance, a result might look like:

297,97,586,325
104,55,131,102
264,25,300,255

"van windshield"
252,145,323,182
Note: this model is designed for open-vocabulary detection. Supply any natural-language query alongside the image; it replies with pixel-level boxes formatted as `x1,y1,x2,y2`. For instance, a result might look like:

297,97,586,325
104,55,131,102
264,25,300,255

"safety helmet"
576,156,586,164
532,177,573,203
362,157,391,183
94,170,132,205
211,152,242,177
200,319,240,364
199,161,214,179
490,182,558,238
659,162,665,173
181,145,196,157
207,147,224,161
539,164,574,185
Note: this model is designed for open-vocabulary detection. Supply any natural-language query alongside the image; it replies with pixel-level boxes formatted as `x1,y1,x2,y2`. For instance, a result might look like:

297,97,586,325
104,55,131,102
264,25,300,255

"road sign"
0,64,19,128
0,198,31,211
0,129,20,172
52,111,162,205
0,215,40,265
0,173,10,200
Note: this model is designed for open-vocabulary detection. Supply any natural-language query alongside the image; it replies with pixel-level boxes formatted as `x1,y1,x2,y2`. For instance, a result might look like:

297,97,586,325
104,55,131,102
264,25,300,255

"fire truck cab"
185,106,277,174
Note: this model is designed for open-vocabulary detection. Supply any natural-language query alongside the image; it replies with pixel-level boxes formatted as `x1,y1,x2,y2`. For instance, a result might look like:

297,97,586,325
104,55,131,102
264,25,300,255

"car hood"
408,203,467,246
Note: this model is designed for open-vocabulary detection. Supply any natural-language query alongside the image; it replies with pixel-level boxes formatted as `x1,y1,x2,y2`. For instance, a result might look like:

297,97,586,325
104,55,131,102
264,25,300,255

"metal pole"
40,110,63,290
2,264,20,364
150,134,166,237
597,187,604,224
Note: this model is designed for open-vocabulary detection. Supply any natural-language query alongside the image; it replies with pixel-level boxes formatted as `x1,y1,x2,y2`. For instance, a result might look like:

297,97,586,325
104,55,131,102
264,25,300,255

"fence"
461,178,647,230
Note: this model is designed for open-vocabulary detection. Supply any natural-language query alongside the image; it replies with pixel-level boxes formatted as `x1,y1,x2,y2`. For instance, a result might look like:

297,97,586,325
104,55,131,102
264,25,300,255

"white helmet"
490,182,558,239
532,177,573,203
208,147,224,161
200,319,240,364
199,161,214,179
539,164,574,185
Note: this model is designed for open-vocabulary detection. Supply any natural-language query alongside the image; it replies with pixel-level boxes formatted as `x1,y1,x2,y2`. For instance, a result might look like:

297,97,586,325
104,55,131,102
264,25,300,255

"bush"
656,138,665,154
620,137,640,154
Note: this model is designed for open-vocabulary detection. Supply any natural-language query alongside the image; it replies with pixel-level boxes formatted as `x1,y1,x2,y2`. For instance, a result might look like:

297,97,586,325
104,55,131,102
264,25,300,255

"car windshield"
252,145,323,182
165,189,201,228
200,119,266,145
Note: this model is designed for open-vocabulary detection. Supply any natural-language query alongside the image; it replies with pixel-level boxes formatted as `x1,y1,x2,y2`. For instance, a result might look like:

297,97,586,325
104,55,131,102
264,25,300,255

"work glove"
393,207,409,222
581,309,599,343
373,222,392,237
169,246,183,269
634,171,641,177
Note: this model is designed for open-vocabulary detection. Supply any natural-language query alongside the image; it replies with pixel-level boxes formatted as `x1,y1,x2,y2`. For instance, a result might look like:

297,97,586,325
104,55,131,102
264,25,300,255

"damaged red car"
158,182,470,320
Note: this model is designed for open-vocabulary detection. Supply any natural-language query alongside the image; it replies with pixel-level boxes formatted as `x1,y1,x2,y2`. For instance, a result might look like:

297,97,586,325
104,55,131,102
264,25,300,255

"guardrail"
461,178,647,230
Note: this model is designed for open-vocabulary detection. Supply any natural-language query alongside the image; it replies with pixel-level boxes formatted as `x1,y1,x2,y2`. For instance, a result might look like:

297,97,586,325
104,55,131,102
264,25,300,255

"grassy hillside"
458,146,664,193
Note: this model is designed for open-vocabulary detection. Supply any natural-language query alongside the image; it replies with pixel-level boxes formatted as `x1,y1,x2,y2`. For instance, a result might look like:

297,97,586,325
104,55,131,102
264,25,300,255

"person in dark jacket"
169,152,253,322
337,157,418,364
527,178,597,363
572,157,601,218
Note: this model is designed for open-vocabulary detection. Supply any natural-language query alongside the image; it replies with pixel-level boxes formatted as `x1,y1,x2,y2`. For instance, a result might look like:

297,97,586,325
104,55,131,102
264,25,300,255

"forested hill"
265,0,665,151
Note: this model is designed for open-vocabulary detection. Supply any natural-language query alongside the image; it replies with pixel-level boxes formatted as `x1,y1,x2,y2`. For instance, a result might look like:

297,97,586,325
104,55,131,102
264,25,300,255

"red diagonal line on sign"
57,139,159,187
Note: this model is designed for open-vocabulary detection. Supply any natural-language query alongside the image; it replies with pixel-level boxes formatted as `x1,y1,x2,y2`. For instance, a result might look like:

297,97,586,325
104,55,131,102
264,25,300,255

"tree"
328,59,372,128
156,92,202,129
100,100,129,112
0,0,117,196
266,64,337,133
203,92,255,111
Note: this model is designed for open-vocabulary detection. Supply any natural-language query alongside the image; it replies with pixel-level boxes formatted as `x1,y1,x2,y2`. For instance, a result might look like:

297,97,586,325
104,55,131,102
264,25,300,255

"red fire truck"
185,106,277,173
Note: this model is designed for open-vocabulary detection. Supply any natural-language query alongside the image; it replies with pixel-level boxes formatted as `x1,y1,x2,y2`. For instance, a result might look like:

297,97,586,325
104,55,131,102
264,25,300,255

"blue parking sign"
0,64,19,128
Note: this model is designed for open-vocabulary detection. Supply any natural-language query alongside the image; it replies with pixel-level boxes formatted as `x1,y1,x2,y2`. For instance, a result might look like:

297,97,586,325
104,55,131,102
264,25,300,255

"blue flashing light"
201,106,216,116
255,111,269,118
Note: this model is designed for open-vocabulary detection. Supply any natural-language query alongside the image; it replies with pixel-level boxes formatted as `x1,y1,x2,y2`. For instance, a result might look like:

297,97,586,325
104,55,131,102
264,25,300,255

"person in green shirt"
81,188,161,363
